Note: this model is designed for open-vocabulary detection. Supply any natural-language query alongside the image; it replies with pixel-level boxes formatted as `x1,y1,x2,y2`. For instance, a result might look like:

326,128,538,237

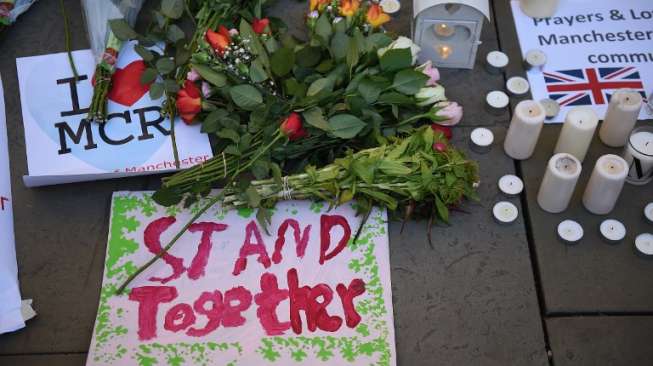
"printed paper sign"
511,0,653,123
87,192,396,366
16,42,212,187
0,75,24,334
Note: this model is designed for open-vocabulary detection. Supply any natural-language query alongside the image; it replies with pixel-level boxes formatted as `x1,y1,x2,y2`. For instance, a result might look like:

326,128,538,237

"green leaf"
140,68,158,85
366,33,392,51
346,36,360,71
379,48,413,72
249,58,268,83
134,45,154,61
224,145,241,156
357,78,383,103
163,79,179,93
328,114,366,139
201,110,223,133
240,19,269,69
306,77,333,97
392,69,429,95
271,47,294,77
296,46,322,68
315,14,332,42
246,186,262,207
167,24,185,43
155,58,175,74
378,92,415,105
108,19,138,41
152,187,183,206
161,0,184,19
229,85,263,110
192,64,226,87
216,129,240,143
149,82,164,99
284,78,306,97
330,32,348,61
435,195,449,223
302,107,330,131
251,160,269,180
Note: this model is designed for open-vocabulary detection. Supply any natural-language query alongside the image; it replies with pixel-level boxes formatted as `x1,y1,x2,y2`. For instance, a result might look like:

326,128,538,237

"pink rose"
201,81,212,98
418,60,440,86
228,28,239,36
186,69,200,82
435,101,463,126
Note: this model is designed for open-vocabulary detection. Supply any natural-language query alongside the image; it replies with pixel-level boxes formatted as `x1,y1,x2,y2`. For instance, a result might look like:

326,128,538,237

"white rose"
377,36,421,65
416,85,446,106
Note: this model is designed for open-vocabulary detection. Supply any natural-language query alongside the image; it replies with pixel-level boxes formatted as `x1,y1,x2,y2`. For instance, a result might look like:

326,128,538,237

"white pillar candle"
582,154,628,215
635,233,653,257
498,174,524,196
486,51,509,74
554,107,599,162
519,0,559,18
557,220,583,245
645,202,653,224
524,49,547,72
504,100,546,160
600,219,626,244
537,153,582,213
486,90,509,115
540,98,560,120
599,90,643,147
469,127,494,153
379,0,401,14
623,126,653,185
493,201,518,224
506,76,530,97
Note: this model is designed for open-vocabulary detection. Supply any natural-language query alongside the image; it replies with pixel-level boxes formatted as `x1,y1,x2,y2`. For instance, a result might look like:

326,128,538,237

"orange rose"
339,0,360,17
366,3,390,28
176,81,202,124
205,25,231,56
310,0,330,11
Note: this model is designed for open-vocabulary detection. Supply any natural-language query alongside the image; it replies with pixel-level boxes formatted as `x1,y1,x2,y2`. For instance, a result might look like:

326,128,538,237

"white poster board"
16,42,213,187
511,0,652,123
87,192,396,366
0,75,24,334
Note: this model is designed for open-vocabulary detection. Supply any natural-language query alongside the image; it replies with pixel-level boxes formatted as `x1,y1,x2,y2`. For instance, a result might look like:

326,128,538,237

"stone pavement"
0,0,650,365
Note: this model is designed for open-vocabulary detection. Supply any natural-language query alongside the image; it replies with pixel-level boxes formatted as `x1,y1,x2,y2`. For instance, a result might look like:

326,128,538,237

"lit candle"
506,76,530,98
493,201,518,224
599,89,643,147
623,126,653,185
379,0,401,14
485,90,509,115
504,100,546,160
485,51,509,74
469,127,494,154
600,219,626,244
523,49,547,72
635,233,653,257
498,174,524,197
645,202,653,224
519,0,559,19
554,107,599,162
437,44,453,59
434,23,454,37
540,98,560,120
537,153,582,213
557,220,583,245
582,154,628,215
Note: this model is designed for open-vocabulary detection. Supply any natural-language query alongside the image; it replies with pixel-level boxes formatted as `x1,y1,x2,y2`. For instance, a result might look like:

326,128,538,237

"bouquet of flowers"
0,0,37,34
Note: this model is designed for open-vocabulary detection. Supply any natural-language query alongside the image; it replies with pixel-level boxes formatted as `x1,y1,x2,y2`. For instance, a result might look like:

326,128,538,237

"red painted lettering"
232,221,271,276
186,222,228,280
287,268,342,334
187,291,224,337
164,303,196,332
129,286,177,340
336,279,366,328
271,219,311,264
319,215,351,265
221,286,253,327
144,217,185,283
254,273,290,335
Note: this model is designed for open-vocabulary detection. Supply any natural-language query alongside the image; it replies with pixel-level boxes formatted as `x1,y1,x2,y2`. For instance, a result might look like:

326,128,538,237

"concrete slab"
0,354,87,366
547,316,653,366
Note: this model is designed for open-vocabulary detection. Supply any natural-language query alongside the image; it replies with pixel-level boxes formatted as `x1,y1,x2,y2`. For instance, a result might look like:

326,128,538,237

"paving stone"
547,316,653,366
0,354,87,366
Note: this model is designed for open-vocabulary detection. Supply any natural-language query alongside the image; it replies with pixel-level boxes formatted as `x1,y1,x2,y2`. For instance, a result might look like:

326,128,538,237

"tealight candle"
539,99,560,120
379,0,401,14
599,89,643,147
485,91,509,115
599,219,626,244
434,23,455,37
635,233,653,257
519,0,559,19
554,107,599,162
485,51,509,74
623,126,653,185
506,76,530,97
537,153,582,213
469,127,494,154
557,220,583,245
504,100,546,160
498,174,524,196
523,49,547,72
645,202,653,224
493,201,518,224
582,154,628,215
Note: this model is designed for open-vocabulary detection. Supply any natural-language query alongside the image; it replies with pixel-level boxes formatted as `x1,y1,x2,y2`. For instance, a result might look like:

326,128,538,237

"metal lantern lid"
413,0,491,20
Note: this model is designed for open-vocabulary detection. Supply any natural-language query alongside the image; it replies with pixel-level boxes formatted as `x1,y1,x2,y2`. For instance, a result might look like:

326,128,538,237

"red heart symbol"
107,60,152,106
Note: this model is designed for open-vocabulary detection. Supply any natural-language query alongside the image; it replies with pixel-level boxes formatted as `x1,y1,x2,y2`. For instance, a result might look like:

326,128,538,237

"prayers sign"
16,42,212,187
87,192,396,366
511,0,652,123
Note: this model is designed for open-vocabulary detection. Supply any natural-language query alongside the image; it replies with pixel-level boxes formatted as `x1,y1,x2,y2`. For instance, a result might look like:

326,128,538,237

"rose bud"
176,80,202,124
430,124,452,140
280,112,308,141
205,25,231,56
434,101,463,126
432,142,448,153
252,17,270,34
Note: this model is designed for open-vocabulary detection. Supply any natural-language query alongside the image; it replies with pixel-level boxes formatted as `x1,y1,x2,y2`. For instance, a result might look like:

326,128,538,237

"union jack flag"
544,67,645,106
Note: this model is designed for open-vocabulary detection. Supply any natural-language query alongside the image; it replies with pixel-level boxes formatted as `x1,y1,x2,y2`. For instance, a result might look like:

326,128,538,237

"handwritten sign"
0,74,25,334
16,42,212,187
511,0,652,123
87,192,396,366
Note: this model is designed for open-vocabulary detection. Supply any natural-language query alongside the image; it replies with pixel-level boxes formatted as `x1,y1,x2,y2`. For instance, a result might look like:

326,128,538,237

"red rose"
432,142,447,153
280,112,308,141
205,25,231,56
430,123,452,140
176,80,202,124
252,17,270,34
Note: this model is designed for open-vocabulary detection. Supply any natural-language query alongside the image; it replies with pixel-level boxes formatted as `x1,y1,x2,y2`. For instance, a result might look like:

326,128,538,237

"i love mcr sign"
87,192,396,366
